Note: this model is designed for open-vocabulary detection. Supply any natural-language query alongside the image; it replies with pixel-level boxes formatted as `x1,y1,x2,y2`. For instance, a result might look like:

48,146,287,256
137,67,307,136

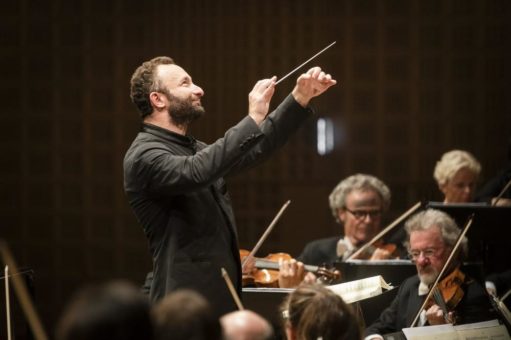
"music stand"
334,260,416,287
426,202,511,275
242,285,400,331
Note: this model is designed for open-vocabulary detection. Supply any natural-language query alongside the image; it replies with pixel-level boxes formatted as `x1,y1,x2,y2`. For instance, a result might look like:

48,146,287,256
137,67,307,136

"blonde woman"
433,150,481,203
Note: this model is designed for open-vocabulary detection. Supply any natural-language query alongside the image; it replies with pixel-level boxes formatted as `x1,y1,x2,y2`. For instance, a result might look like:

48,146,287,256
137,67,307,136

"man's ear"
338,209,347,223
149,92,166,110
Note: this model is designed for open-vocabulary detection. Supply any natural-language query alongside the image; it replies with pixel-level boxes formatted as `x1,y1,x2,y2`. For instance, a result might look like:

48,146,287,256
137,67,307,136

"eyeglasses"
344,208,382,219
407,248,440,261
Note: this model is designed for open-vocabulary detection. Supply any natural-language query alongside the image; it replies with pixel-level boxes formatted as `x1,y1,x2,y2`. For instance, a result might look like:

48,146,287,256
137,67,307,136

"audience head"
56,281,153,340
329,174,391,247
221,310,274,340
281,283,361,340
152,289,222,340
405,209,467,285
433,150,481,203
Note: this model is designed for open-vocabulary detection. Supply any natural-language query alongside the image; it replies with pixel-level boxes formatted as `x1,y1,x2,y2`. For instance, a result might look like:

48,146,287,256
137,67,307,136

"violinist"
279,174,397,288
433,149,481,204
365,209,497,339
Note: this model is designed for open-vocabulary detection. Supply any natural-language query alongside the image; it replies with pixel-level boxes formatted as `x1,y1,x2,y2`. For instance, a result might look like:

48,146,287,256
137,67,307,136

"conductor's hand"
292,66,336,107
248,76,277,125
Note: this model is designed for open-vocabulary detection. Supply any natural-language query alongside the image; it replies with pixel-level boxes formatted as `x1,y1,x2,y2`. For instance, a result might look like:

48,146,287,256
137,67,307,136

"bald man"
221,310,274,340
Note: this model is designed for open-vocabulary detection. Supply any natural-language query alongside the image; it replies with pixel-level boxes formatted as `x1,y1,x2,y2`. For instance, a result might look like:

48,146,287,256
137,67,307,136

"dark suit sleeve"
487,270,511,296
298,242,316,264
456,278,499,325
226,94,313,175
364,285,403,336
297,237,339,267
475,163,511,202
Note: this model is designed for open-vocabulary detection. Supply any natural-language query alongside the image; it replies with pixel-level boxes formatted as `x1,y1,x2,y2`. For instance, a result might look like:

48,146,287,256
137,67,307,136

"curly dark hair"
130,56,175,118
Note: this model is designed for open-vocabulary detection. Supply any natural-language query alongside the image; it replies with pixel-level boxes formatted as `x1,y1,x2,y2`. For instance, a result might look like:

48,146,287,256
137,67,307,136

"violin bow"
5,265,12,340
0,240,48,340
409,214,474,328
241,200,291,271
221,268,244,310
347,202,422,261
493,178,511,206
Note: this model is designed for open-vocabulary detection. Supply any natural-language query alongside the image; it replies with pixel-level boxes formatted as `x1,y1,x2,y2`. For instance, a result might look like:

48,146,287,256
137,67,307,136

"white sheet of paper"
454,319,510,340
402,324,459,340
327,275,392,303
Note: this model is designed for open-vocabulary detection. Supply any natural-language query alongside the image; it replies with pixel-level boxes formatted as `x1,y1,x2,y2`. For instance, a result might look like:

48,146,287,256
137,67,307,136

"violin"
240,249,340,287
425,267,465,324
350,240,399,260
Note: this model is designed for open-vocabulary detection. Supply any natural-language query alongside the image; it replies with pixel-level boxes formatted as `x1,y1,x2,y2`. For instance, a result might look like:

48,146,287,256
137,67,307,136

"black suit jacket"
487,269,511,297
365,274,497,337
298,236,340,266
124,95,312,317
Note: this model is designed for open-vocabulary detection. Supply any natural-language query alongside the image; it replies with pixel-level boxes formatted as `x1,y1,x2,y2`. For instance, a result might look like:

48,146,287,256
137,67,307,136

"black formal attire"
476,162,511,203
364,273,497,337
487,269,511,310
298,236,340,266
487,270,511,297
124,95,312,316
476,134,511,203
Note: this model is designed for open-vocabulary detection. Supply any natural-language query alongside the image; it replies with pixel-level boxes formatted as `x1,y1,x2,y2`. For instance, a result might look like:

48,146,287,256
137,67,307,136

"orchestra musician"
433,150,481,204
364,209,497,339
434,149,511,306
123,56,336,317
474,137,511,304
278,174,395,288
476,134,511,206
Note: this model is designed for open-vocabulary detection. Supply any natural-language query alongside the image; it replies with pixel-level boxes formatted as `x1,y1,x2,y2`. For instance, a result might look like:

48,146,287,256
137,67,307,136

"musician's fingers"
295,261,305,277
304,272,317,284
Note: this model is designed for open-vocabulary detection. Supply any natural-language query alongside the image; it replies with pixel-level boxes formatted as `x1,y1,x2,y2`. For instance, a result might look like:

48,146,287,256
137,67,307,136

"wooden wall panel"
0,0,509,333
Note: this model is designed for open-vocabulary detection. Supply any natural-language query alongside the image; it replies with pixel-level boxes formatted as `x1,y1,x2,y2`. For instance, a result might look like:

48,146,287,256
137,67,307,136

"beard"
418,265,439,286
163,90,205,126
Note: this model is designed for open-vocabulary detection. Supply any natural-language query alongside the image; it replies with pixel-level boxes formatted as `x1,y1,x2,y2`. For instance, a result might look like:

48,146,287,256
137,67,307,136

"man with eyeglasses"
278,174,394,288
364,209,497,339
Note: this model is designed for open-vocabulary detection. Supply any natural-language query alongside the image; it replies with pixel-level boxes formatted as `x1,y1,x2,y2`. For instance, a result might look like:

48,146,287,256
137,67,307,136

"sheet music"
454,319,510,340
327,275,393,303
242,275,394,304
402,324,459,340
401,320,510,340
